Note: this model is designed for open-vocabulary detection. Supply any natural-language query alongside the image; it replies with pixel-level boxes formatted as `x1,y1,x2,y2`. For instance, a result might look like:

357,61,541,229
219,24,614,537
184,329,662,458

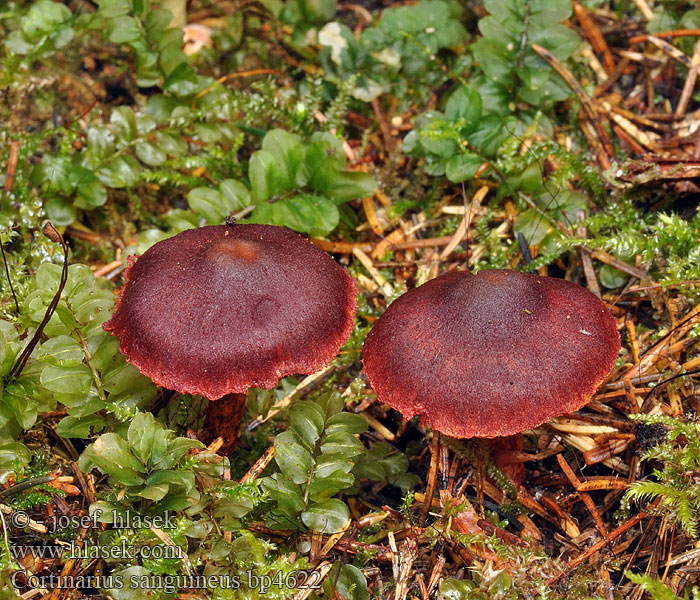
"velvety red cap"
104,224,357,399
361,269,620,438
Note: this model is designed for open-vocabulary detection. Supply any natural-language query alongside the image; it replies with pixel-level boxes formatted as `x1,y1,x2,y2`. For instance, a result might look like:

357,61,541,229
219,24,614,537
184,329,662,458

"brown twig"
676,38,700,116
573,2,615,74
532,43,615,169
629,29,700,44
546,504,654,585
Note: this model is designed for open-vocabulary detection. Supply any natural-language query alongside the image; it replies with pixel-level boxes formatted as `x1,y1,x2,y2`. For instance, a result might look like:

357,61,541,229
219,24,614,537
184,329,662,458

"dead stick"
556,454,608,537
310,235,456,254
371,98,393,152
546,505,653,585
629,29,700,44
573,2,614,74
3,142,18,195
577,210,601,298
647,35,692,67
588,249,649,280
532,43,614,168
612,124,646,155
676,38,700,115
631,0,654,20
240,445,275,483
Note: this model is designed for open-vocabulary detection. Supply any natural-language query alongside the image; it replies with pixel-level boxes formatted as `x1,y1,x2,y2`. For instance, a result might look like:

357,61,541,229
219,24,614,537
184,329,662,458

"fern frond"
626,571,682,600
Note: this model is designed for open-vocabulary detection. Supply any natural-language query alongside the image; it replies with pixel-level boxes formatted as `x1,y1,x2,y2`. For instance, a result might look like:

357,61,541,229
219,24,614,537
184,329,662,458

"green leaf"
529,24,580,61
213,494,255,519
445,86,482,132
138,482,169,502
445,153,483,182
140,470,194,501
60,393,105,416
379,450,410,477
314,454,354,478
220,179,252,212
187,187,225,224
0,321,20,375
128,412,168,466
40,364,93,396
155,132,188,157
315,392,344,419
529,0,572,26
249,194,339,237
327,565,368,600
352,461,386,480
95,0,131,19
166,209,199,232
439,577,474,600
274,431,313,485
3,380,39,430
508,161,542,195
135,141,167,166
110,106,138,142
153,437,202,470
262,472,306,516
289,401,325,447
514,208,550,246
517,73,571,105
22,1,72,40
261,129,304,189
163,62,199,96
107,15,141,44
298,0,337,23
420,134,458,160
301,499,349,533
56,414,104,438
71,288,114,324
599,264,629,289
76,181,108,210
0,443,32,483
36,335,84,367
34,156,73,192
308,470,354,501
159,29,186,69
326,171,377,203
325,412,368,435
104,566,152,600
87,126,116,162
249,150,285,201
321,430,365,458
97,156,142,188
468,115,512,155
145,7,172,37
87,433,146,485
136,114,157,135
102,362,153,397
5,31,33,55
538,189,588,222
472,37,515,83
303,141,341,193
478,14,520,42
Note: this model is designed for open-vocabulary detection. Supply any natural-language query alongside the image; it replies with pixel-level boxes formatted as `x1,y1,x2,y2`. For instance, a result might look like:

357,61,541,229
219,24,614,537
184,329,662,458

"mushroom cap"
361,269,620,438
104,224,357,399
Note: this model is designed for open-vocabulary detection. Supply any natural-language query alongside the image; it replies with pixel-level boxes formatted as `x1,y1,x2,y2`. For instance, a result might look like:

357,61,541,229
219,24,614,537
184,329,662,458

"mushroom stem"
203,392,248,456
420,431,441,524
484,434,524,487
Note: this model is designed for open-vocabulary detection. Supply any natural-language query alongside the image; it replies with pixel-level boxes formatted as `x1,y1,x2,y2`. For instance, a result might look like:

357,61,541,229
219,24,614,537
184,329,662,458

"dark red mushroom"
104,223,357,452
362,268,620,439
